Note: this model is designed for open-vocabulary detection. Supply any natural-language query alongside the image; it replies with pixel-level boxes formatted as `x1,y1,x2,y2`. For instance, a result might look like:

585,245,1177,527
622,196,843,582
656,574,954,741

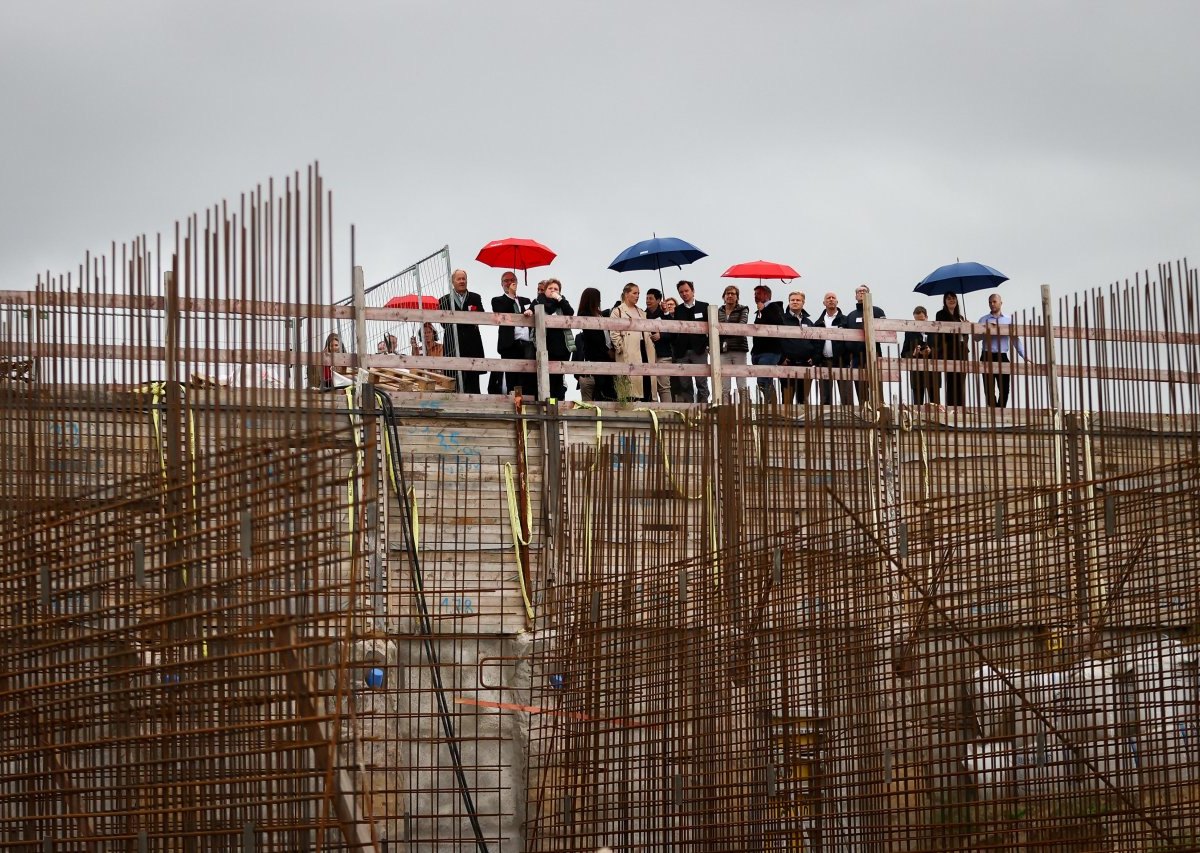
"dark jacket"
671,300,710,358
438,290,486,358
533,294,575,362
492,293,533,355
751,301,786,355
840,302,886,361
811,308,846,363
647,306,671,355
933,308,968,360
580,327,612,363
780,308,818,363
901,329,935,359
717,303,749,353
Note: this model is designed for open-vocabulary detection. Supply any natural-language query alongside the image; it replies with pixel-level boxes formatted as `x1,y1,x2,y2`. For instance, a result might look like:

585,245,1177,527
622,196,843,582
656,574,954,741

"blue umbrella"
609,236,707,287
915,261,1008,296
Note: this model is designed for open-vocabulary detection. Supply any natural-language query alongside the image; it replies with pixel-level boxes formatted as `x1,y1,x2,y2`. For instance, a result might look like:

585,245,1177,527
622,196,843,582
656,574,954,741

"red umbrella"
385,294,440,309
476,237,556,285
721,260,801,280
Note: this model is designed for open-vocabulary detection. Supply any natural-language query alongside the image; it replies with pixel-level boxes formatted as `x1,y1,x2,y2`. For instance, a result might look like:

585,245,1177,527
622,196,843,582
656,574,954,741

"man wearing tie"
901,305,940,405
491,272,537,398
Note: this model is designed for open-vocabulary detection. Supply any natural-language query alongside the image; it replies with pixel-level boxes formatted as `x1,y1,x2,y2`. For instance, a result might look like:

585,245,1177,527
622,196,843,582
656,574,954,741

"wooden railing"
4,274,1200,400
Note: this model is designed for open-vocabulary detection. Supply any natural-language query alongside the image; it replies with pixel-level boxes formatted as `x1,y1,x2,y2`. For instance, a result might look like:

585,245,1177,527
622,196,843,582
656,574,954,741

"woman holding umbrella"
935,293,969,406
916,261,1009,407
532,278,575,400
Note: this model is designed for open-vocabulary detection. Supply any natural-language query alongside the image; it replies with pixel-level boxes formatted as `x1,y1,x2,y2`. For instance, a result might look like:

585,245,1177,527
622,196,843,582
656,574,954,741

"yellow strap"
632,407,716,585
572,402,604,472
344,386,363,554
406,486,420,556
503,462,536,622
899,406,929,502
502,461,533,548
633,406,704,500
570,403,604,575
187,406,199,510
148,382,167,486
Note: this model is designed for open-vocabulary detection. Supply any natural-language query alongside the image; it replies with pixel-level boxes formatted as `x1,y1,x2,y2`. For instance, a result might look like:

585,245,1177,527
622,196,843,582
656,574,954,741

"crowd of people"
315,268,1029,409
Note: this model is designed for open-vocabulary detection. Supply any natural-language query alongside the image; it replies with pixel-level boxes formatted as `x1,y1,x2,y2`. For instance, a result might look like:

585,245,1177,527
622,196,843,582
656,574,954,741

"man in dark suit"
841,284,886,406
812,291,850,404
780,290,818,404
490,271,537,398
751,284,786,404
438,268,485,394
902,305,940,404
671,280,710,404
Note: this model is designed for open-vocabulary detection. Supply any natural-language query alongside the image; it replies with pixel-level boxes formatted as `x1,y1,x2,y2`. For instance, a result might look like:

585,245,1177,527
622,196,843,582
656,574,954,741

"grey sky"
2,0,1197,318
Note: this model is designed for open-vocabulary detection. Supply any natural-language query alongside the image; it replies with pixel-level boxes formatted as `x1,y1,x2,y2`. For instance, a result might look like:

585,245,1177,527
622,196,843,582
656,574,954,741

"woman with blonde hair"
308,332,345,390
610,282,657,402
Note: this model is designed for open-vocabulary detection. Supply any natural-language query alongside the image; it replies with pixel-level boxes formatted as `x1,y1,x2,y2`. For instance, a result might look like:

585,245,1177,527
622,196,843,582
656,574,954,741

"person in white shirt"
491,272,536,398
974,293,1027,409
901,306,939,404
812,292,851,404
671,280,710,404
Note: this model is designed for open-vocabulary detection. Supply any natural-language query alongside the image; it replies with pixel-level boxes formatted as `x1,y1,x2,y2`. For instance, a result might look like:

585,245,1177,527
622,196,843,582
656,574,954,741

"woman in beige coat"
610,282,658,402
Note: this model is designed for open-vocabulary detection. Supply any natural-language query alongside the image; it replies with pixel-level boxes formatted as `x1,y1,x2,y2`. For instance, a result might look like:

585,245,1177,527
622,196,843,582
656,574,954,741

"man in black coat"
490,271,537,399
812,292,850,404
780,290,818,404
841,284,886,405
645,288,672,402
438,268,486,394
902,305,940,404
751,284,786,404
671,280,710,404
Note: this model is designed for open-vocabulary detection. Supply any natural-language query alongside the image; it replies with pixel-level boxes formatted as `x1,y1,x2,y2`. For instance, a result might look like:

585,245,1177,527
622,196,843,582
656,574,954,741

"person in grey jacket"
717,284,749,403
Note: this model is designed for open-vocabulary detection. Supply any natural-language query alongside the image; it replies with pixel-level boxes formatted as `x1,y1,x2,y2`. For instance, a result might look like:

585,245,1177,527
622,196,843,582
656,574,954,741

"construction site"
1,166,1198,852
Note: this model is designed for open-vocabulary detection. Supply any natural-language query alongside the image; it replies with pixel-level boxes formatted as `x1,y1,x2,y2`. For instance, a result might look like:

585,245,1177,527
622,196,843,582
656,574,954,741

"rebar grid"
2,160,1199,852
526,401,1200,852
1,421,374,850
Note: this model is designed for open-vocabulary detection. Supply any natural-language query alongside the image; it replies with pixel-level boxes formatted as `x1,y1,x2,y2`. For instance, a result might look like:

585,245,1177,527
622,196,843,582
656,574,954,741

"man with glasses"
842,284,886,405
491,272,537,398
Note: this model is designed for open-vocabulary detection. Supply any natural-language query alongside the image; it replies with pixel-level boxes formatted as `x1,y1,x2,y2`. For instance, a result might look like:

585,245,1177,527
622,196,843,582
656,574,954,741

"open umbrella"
722,260,801,282
476,237,556,286
385,294,440,309
608,236,707,287
915,261,1008,297
379,294,441,354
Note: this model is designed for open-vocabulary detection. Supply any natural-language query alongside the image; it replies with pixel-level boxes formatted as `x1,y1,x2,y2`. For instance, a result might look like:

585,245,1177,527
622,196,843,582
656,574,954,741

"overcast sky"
2,0,1197,320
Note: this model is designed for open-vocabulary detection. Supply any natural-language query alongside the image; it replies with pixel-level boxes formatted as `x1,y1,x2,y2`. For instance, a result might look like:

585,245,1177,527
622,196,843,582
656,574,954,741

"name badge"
694,311,703,319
